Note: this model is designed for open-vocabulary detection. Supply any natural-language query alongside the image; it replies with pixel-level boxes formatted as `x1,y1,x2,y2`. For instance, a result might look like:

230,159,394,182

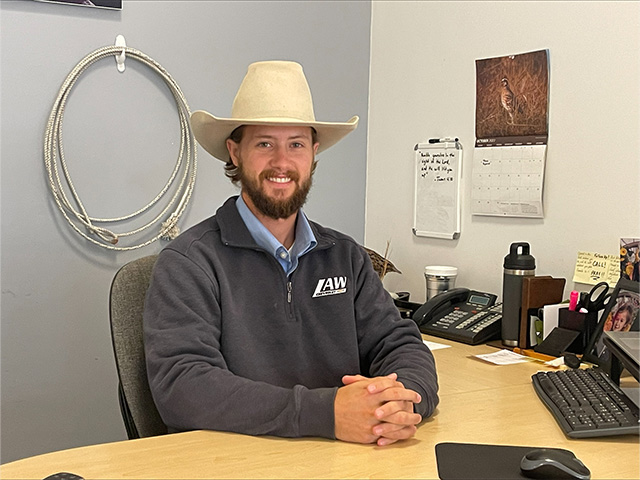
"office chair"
109,254,168,439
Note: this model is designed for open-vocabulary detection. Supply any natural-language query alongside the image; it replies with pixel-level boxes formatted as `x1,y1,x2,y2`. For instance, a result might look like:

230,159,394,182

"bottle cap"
503,242,536,270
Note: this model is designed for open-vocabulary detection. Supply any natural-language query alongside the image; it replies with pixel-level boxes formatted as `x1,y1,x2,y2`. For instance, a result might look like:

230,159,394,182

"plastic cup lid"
424,266,458,277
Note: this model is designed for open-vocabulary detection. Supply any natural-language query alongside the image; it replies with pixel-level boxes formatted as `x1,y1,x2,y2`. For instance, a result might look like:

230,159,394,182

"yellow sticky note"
573,251,620,285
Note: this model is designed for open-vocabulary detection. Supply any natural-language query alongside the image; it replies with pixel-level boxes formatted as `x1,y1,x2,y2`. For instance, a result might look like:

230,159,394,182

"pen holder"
558,309,598,354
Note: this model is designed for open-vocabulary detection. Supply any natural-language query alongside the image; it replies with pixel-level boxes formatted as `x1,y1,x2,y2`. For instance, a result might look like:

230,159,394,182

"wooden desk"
2,337,638,479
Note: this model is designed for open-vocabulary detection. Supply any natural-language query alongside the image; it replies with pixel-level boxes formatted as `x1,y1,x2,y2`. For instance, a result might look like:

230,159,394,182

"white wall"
366,1,640,304
1,0,371,463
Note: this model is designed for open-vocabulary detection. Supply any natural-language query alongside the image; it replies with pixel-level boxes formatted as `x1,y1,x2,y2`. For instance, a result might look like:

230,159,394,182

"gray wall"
0,0,371,463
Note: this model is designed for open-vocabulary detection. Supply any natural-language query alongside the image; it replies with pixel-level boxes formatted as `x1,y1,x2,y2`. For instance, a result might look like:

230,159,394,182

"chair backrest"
109,254,168,439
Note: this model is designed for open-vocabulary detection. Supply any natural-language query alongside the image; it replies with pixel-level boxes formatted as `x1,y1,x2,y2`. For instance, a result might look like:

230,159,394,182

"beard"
238,163,313,220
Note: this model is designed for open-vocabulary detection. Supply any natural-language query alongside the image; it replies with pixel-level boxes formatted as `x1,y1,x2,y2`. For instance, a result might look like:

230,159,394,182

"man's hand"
334,373,422,446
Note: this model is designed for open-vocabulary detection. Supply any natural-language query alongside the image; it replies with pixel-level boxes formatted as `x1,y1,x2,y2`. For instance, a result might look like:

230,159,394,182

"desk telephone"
412,288,502,345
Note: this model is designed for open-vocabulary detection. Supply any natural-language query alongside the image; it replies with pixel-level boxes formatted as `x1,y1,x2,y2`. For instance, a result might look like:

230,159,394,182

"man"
143,61,438,446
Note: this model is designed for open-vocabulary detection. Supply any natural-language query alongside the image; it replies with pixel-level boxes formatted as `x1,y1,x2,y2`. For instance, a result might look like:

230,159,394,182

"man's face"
227,125,319,220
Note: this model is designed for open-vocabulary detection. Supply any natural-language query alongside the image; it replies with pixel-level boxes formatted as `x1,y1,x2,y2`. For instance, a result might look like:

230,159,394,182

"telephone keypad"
420,299,503,345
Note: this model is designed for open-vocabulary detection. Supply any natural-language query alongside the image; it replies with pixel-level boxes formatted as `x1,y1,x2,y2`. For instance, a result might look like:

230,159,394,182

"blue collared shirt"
235,195,317,276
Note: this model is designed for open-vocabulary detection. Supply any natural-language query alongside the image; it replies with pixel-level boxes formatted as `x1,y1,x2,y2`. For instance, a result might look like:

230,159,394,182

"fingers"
342,372,397,386
377,437,400,447
341,374,367,385
375,425,418,446
335,373,423,447
364,374,401,393
373,420,418,447
367,377,422,446
375,402,422,425
341,373,423,418
371,384,421,404
334,381,383,444
373,423,418,440
364,376,419,406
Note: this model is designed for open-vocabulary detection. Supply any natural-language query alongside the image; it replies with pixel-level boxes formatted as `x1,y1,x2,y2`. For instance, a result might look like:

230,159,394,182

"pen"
428,137,459,144
514,348,558,363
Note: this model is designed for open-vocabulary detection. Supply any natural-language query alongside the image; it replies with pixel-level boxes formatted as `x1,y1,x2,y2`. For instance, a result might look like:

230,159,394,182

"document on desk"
424,339,451,351
475,349,529,365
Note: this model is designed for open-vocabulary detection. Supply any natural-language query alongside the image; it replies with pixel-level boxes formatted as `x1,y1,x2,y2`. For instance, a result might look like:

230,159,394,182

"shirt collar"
235,195,317,271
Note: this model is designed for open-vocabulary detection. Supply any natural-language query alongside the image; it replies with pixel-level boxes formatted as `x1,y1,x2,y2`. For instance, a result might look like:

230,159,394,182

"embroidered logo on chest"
312,276,348,298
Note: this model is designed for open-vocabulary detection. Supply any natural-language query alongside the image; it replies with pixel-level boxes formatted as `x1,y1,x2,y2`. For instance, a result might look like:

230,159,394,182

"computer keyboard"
532,367,639,438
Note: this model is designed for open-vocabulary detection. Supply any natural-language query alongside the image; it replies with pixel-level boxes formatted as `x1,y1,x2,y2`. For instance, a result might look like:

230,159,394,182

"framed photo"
583,278,640,369
621,238,640,282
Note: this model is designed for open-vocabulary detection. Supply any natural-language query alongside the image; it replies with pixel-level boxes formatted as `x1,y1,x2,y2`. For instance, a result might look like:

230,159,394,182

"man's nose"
270,145,291,166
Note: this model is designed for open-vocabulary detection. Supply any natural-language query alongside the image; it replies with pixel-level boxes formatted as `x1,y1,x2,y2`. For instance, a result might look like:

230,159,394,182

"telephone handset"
413,288,472,325
413,288,502,345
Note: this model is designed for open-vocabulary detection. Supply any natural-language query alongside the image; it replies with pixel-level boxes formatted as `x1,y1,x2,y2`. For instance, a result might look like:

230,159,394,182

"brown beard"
238,164,313,220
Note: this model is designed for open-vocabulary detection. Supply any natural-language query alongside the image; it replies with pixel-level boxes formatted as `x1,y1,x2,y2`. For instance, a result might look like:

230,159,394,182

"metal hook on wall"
115,35,126,73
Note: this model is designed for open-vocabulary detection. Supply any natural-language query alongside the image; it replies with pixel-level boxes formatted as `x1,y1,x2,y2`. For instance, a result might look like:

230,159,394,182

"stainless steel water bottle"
502,242,535,346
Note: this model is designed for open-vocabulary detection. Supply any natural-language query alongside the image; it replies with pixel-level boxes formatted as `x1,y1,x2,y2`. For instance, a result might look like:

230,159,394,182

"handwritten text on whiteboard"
419,151,455,182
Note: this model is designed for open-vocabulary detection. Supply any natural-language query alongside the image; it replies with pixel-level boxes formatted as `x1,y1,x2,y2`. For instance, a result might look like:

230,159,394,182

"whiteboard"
413,140,462,239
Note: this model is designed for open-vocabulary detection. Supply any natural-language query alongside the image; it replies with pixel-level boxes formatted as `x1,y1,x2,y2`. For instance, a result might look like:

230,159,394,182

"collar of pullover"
215,196,335,251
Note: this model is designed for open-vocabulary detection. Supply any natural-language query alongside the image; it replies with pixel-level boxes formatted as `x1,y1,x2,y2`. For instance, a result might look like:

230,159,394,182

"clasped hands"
334,372,422,447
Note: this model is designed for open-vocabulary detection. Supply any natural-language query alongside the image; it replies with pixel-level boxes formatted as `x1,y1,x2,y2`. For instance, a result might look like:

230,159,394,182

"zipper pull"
287,281,292,303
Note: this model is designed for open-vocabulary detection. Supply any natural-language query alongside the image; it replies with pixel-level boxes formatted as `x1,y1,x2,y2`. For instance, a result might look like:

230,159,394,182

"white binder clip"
115,35,126,73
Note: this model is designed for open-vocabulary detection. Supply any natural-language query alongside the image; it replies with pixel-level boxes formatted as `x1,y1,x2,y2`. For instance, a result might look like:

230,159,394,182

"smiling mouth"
262,169,298,184
268,176,292,183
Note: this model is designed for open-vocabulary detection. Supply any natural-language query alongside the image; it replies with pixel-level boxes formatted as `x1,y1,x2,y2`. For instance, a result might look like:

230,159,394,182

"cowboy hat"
190,61,359,161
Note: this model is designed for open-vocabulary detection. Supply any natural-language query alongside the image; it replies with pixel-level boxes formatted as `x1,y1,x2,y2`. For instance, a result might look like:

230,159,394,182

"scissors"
578,281,611,313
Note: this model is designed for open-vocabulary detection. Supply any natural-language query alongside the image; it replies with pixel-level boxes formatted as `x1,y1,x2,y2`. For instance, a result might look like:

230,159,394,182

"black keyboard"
532,368,639,438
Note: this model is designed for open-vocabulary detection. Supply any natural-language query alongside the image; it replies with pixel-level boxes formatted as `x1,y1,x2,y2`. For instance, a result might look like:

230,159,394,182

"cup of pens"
561,284,610,353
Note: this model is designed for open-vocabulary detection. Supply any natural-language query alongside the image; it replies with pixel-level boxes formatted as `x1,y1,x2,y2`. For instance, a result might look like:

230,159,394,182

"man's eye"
257,142,271,148
291,142,304,148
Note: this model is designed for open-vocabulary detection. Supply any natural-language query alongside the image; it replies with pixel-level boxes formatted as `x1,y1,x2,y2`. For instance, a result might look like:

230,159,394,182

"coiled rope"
44,44,197,251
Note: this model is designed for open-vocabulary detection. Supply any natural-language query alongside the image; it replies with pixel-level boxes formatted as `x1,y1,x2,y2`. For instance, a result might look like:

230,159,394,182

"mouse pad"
435,442,552,479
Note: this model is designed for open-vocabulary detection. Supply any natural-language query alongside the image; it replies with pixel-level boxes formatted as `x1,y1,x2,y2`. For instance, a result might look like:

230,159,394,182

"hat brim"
190,110,359,162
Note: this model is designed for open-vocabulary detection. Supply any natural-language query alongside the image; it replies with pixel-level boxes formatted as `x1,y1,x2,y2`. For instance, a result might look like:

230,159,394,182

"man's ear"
313,142,320,155
226,138,240,167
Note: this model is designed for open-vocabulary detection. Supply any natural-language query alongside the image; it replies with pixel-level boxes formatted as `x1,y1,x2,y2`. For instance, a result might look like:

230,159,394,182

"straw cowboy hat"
190,61,359,161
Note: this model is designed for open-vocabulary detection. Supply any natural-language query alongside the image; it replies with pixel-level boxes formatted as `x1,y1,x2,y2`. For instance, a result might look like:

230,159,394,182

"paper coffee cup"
424,266,458,300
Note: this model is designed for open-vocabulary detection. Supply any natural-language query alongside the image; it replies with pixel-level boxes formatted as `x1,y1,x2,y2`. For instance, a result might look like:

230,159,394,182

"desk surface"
2,337,638,479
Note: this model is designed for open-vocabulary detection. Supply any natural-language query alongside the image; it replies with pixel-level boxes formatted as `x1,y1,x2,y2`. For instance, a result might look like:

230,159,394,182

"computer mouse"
42,474,85,480
563,352,581,369
520,448,591,480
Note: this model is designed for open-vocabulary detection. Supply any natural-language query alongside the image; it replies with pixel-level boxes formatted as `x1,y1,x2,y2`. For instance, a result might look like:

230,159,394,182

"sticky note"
573,251,620,285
